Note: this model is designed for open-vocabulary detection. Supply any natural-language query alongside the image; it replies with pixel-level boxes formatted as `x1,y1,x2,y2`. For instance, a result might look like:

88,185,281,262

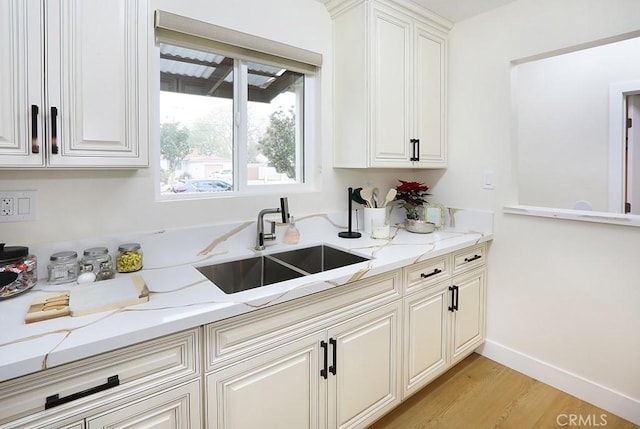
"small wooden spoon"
382,188,397,207
360,187,374,208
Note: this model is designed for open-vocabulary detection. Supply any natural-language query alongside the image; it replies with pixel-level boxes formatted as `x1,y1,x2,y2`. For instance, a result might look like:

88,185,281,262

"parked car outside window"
171,179,232,193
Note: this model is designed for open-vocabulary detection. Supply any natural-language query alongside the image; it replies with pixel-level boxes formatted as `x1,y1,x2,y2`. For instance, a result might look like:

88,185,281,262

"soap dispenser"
283,216,300,245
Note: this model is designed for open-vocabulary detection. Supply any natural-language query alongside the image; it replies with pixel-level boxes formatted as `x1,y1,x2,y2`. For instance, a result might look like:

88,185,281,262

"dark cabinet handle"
464,254,482,263
420,268,442,279
448,285,459,312
329,338,337,376
453,285,459,311
31,105,39,154
50,106,58,154
320,340,328,379
410,138,419,161
45,375,119,409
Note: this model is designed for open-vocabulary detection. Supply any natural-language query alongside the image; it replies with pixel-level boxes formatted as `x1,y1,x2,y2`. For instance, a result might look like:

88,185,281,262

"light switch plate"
0,190,37,222
482,170,495,190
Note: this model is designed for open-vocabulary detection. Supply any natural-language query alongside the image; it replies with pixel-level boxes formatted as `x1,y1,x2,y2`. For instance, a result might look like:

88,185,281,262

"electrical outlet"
1,198,14,216
0,191,36,222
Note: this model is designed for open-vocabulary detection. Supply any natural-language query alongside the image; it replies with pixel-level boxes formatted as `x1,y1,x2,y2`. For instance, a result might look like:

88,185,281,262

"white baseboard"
477,340,640,426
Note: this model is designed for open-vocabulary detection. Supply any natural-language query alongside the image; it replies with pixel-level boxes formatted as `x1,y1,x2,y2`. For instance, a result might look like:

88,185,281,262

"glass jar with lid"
96,260,116,281
80,246,111,275
116,243,143,273
47,251,80,284
0,243,37,299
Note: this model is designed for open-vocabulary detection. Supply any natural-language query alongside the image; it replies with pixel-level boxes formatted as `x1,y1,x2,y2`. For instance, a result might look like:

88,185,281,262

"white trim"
478,340,640,425
503,204,640,228
608,81,640,212
512,30,640,66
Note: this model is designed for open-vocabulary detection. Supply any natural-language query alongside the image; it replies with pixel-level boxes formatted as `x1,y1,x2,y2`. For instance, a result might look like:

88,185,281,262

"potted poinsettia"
394,180,434,233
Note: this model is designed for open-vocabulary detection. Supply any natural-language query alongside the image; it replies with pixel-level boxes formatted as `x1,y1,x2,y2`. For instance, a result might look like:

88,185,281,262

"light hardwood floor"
369,353,638,429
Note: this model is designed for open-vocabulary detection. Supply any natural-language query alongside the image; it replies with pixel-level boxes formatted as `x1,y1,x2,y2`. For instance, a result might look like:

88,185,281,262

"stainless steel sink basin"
196,256,305,294
196,244,370,294
270,244,370,274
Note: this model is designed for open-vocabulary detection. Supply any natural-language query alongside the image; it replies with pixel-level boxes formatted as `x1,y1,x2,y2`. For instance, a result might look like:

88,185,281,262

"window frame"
153,11,321,201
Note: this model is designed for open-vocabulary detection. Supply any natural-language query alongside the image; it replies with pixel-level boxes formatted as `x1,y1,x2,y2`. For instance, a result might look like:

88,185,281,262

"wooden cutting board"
24,275,149,323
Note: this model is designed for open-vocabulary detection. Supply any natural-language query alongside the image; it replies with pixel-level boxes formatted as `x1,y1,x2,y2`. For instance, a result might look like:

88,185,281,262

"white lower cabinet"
403,282,449,397
86,380,201,429
0,329,201,429
206,332,324,429
327,302,402,429
450,268,486,365
402,244,487,398
206,301,402,429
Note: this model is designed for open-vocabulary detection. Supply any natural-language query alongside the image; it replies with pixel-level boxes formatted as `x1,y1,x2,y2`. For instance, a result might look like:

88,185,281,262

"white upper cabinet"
327,0,450,168
0,0,148,168
0,0,43,167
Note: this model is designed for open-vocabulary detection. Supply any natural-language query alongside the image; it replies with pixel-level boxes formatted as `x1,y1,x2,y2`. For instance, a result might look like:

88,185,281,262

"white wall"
438,0,640,420
0,0,420,245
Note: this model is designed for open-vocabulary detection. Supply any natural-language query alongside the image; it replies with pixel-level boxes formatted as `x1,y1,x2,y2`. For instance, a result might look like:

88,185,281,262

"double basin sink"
196,244,370,294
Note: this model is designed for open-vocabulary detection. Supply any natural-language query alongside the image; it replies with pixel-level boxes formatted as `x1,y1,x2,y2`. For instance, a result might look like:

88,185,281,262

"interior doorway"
608,81,640,213
625,94,640,214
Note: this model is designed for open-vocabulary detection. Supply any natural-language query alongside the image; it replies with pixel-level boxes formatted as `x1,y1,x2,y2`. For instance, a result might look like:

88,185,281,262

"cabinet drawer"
404,255,451,294
452,243,486,275
205,269,401,372
0,328,199,425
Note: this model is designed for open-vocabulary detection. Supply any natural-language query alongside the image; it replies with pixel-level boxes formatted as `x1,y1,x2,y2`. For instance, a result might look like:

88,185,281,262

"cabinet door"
86,380,200,429
327,301,402,429
370,4,412,167
0,0,45,167
45,0,148,167
414,23,446,167
206,333,324,429
4,417,85,429
403,283,448,398
450,268,486,364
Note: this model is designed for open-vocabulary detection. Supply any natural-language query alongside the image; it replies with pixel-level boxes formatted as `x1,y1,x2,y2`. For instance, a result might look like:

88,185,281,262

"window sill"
503,204,640,228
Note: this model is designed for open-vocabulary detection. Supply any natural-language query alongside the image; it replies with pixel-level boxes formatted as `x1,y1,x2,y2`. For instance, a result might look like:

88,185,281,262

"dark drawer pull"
329,338,337,376
409,138,420,161
464,254,482,263
448,285,459,312
50,106,58,154
420,268,442,279
448,286,455,312
31,105,39,154
45,375,119,409
320,341,328,379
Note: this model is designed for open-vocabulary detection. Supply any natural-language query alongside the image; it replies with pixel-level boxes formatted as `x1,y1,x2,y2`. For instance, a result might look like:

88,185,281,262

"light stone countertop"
0,208,493,383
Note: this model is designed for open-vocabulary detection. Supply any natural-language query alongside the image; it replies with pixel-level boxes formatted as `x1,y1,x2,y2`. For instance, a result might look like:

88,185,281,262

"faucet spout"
256,197,291,251
280,197,290,224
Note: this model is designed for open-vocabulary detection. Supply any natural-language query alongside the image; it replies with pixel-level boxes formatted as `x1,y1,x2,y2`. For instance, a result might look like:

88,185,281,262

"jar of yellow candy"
116,243,143,273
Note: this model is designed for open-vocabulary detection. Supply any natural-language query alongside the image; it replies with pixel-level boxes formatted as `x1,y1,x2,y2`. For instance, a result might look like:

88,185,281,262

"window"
154,11,321,196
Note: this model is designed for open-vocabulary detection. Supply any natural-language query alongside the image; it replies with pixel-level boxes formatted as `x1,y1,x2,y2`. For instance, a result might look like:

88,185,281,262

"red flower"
395,180,429,210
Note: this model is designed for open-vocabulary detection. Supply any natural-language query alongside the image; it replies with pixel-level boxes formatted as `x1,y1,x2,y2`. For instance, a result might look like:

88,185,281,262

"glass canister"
116,243,143,273
96,260,116,281
0,243,37,299
47,251,80,284
80,246,111,274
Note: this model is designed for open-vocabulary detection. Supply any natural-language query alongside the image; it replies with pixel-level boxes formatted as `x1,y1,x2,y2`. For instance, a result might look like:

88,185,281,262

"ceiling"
407,0,516,22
